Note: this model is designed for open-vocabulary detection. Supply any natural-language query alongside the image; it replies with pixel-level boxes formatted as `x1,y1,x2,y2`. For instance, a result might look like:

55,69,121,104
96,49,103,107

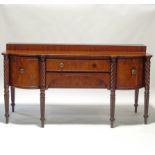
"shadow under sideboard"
0,103,155,127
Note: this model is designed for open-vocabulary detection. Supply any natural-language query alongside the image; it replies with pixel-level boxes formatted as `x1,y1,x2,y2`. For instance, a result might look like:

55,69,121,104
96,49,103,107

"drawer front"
46,59,110,72
46,73,110,88
10,56,39,88
116,58,144,89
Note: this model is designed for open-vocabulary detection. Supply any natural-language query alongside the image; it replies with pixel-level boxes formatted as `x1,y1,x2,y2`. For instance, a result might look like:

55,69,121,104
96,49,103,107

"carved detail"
144,56,151,124
4,55,10,123
110,57,116,128
40,56,46,127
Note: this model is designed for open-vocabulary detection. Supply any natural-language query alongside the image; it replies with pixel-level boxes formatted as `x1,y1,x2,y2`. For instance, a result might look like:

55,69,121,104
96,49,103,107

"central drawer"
46,59,110,72
46,73,110,88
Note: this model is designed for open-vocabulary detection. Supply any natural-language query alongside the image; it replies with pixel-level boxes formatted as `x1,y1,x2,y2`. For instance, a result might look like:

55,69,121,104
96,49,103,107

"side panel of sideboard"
116,58,144,89
9,56,40,88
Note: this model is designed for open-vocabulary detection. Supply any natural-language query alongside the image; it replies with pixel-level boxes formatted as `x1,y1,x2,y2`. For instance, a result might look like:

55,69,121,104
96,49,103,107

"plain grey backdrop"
0,4,154,105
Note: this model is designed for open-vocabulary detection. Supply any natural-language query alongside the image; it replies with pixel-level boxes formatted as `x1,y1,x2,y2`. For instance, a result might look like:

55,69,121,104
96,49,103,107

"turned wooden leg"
40,89,45,128
4,87,9,123
11,87,15,112
110,57,116,128
143,56,151,124
134,89,139,113
4,55,10,123
110,90,115,128
144,90,149,124
40,56,46,127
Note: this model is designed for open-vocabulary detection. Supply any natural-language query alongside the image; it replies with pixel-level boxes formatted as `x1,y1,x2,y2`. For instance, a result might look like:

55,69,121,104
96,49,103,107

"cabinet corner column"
144,56,151,124
40,56,46,128
110,57,117,128
4,54,10,123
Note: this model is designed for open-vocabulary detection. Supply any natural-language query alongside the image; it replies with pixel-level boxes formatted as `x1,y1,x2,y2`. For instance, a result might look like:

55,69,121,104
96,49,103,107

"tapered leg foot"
40,89,45,128
6,117,9,124
40,118,45,128
110,119,115,128
134,106,138,113
11,104,15,112
41,121,44,128
5,114,9,124
134,89,139,113
11,87,15,112
110,91,115,128
144,115,148,124
40,119,45,128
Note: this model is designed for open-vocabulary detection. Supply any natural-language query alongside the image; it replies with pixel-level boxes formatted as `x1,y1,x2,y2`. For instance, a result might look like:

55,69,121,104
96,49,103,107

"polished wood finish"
10,56,40,88
46,73,110,88
2,43,152,127
46,59,110,72
6,43,146,52
116,58,144,89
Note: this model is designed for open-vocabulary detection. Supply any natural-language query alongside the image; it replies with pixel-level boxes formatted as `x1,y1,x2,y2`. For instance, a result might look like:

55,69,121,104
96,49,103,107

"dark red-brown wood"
6,43,146,52
2,43,152,128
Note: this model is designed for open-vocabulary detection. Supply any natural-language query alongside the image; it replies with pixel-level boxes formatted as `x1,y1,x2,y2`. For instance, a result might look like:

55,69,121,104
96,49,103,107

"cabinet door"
10,56,39,88
116,58,144,89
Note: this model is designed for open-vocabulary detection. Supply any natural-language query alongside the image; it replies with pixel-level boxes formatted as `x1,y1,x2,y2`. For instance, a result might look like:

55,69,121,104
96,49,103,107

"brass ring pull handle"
131,68,136,76
59,62,64,69
19,68,25,74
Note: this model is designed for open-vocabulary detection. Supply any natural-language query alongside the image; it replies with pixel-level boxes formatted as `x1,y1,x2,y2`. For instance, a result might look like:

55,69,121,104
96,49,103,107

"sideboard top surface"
3,43,148,57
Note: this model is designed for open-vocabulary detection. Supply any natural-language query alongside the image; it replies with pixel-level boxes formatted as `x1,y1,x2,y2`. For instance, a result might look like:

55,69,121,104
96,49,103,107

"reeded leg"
110,90,115,128
40,89,45,128
110,57,116,128
11,86,15,112
40,56,46,128
4,55,10,123
143,56,151,124
144,90,149,124
134,89,139,113
4,87,9,123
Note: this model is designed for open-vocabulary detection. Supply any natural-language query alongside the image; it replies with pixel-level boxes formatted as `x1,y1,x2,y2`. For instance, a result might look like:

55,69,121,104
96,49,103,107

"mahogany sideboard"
2,43,152,128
